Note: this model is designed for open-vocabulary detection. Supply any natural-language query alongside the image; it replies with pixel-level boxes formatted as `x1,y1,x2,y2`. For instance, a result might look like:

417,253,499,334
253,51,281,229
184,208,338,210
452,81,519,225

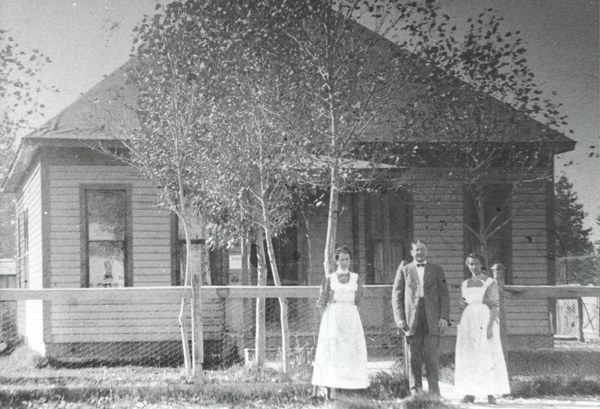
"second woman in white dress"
311,245,369,399
455,253,510,404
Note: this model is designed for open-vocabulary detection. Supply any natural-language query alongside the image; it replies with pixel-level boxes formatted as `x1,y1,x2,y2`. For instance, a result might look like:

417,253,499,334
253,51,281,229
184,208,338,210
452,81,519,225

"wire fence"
0,286,402,386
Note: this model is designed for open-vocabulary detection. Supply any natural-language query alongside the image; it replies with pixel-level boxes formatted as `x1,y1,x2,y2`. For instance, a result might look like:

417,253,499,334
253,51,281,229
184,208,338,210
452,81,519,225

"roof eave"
0,137,127,193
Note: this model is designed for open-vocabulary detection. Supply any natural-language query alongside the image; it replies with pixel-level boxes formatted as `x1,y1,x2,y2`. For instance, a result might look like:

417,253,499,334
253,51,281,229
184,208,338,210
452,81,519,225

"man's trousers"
405,298,440,395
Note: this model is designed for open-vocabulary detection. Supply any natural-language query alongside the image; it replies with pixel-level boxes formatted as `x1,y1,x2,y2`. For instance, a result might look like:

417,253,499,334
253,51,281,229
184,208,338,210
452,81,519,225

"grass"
0,346,466,408
2,341,600,406
511,374,600,398
0,355,460,409
437,340,600,399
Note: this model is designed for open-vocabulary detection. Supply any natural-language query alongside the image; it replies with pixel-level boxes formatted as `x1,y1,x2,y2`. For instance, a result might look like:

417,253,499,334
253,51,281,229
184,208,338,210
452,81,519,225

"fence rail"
3,284,599,302
0,285,396,301
504,285,600,298
2,282,600,385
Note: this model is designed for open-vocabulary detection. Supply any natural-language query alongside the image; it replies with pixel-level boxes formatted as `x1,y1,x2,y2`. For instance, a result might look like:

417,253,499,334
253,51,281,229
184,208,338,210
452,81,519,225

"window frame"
80,184,133,288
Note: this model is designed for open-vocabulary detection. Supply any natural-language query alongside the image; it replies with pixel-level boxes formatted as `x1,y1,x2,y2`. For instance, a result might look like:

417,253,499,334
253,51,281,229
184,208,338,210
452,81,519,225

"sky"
1,0,599,242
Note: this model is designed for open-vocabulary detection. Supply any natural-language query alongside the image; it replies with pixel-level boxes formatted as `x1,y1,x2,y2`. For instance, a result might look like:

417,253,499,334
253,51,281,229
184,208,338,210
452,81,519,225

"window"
367,189,412,284
17,210,29,288
464,184,512,282
81,187,132,287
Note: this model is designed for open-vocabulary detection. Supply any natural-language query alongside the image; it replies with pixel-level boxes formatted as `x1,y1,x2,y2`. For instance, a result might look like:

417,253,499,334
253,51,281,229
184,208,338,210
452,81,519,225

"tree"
234,0,440,276
389,8,570,271
1,30,55,258
90,8,219,379
554,175,598,285
94,1,309,372
116,0,435,371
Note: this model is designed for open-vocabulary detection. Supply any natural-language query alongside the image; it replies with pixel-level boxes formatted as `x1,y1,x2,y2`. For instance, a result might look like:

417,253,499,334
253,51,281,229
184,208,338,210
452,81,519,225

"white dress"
311,272,370,389
455,277,510,396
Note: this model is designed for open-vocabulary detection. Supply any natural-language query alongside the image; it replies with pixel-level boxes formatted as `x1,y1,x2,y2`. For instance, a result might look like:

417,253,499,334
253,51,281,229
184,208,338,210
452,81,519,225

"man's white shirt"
416,262,426,297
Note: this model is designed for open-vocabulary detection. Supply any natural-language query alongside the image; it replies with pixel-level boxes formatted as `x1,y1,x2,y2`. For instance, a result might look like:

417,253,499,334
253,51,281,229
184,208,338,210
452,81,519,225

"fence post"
192,274,204,384
492,263,508,362
577,297,585,342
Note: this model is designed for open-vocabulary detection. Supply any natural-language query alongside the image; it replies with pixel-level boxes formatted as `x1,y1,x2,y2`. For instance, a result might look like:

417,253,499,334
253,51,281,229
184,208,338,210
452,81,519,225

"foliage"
216,0,445,275
1,30,54,166
393,8,568,267
554,175,599,285
126,0,321,371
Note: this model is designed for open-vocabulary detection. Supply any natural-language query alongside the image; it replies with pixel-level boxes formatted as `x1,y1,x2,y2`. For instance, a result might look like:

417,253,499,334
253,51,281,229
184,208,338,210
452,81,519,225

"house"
1,44,575,363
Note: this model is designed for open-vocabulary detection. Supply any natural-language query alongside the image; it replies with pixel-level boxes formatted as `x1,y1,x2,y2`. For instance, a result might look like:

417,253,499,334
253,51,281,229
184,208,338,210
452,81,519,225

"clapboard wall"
13,148,224,359
302,166,553,348
15,162,45,354
46,157,224,345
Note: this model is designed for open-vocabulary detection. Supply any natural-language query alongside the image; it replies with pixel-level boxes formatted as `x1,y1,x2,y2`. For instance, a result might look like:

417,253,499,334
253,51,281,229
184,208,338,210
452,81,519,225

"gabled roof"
24,61,139,142
1,63,137,192
2,27,576,193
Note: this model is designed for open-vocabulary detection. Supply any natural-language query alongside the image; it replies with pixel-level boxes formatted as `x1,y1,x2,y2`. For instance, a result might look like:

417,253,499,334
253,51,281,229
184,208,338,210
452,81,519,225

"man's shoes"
410,388,423,397
488,395,497,405
460,395,475,403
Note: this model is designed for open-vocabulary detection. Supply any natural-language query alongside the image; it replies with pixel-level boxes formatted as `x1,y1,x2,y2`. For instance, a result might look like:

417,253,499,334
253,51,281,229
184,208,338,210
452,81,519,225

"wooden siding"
507,182,550,335
16,162,45,354
50,298,224,342
46,165,224,343
302,167,552,339
48,166,172,287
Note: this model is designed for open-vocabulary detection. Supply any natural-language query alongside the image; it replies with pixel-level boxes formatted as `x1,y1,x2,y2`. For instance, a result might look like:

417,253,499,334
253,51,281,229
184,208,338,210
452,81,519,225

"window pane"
89,241,125,288
87,191,125,240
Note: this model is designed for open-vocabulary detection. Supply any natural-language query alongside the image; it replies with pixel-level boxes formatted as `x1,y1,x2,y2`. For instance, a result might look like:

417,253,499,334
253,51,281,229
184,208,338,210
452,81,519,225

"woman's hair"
334,245,352,261
465,252,486,266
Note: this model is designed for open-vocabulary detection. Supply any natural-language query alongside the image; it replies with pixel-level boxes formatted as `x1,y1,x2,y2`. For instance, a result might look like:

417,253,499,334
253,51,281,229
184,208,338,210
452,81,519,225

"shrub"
367,370,410,400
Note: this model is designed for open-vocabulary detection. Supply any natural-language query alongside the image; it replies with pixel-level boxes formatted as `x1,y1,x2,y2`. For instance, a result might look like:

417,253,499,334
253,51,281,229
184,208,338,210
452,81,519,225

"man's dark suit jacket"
392,261,450,336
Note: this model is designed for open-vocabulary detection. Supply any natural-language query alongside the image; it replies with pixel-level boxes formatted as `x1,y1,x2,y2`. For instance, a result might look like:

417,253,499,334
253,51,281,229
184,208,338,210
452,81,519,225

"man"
392,240,450,397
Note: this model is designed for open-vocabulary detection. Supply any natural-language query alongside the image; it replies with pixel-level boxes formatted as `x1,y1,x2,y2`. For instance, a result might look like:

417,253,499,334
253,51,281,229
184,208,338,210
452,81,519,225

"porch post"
492,263,508,362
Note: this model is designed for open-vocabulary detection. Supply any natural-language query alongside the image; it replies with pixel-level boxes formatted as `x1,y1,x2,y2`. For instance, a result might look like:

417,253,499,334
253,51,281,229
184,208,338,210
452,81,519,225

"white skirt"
455,304,510,396
311,302,369,389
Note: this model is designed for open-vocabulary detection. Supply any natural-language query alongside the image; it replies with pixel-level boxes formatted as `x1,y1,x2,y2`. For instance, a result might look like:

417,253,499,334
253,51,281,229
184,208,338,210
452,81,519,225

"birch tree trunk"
178,218,192,379
263,226,290,373
254,229,267,367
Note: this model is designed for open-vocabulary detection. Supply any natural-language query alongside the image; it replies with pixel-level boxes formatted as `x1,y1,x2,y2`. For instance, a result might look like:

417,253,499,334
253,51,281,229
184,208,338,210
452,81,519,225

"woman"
455,253,510,404
311,245,369,400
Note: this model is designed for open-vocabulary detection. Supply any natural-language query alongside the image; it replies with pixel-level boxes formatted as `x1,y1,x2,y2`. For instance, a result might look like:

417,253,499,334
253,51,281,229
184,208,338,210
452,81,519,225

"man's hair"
411,239,427,249
334,245,352,261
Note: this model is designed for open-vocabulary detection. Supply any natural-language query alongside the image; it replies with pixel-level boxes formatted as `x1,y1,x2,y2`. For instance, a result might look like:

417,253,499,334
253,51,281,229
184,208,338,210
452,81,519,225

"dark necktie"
416,263,425,268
